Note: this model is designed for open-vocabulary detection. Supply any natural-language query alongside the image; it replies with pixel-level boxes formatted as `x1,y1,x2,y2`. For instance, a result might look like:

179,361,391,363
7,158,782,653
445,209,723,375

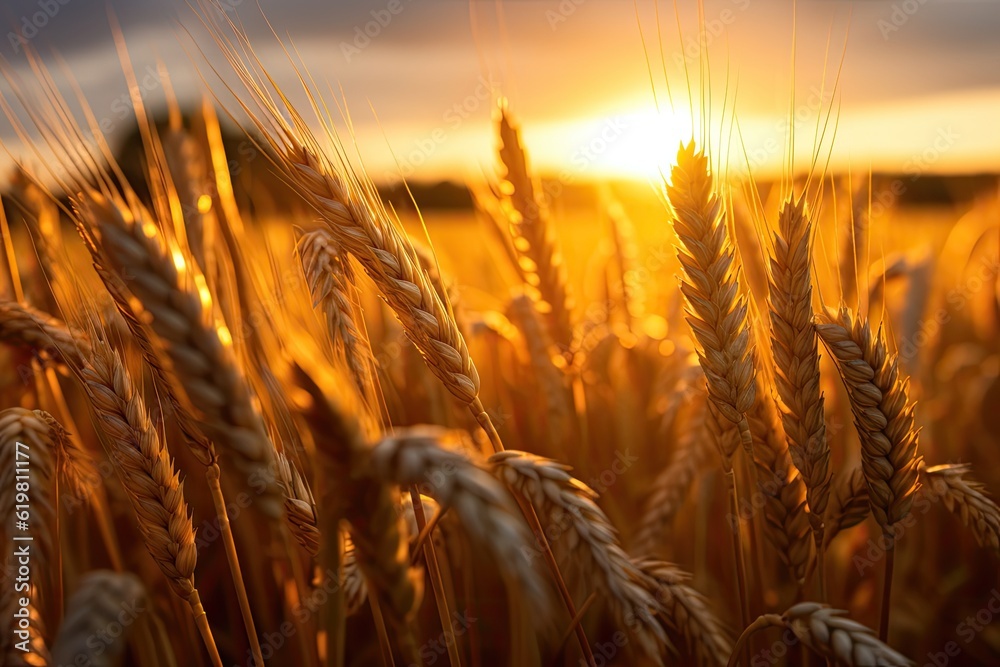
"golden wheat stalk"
816,306,921,639
665,142,756,443
633,558,733,667
665,141,756,646
298,228,378,408
75,338,222,666
0,300,90,369
728,602,912,667
496,107,576,360
921,462,1000,553
77,191,281,516
489,450,667,663
767,199,830,547
50,571,147,667
815,308,921,533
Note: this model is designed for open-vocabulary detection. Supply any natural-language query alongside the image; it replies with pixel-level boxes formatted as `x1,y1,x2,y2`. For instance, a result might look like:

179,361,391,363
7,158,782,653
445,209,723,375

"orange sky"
1,0,998,184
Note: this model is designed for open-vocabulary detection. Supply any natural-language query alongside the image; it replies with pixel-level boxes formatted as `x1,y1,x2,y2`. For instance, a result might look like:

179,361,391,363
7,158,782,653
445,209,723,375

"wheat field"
0,1,998,666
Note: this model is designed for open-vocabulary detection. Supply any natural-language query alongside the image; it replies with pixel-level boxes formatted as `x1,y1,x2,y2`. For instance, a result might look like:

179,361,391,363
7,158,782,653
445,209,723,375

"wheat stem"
206,463,264,666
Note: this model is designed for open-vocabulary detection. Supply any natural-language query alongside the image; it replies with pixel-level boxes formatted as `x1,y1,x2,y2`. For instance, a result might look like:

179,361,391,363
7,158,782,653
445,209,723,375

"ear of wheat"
0,409,57,555
729,602,913,667
507,291,574,452
74,335,221,665
289,358,423,625
665,142,755,450
369,427,549,612
0,408,57,661
496,108,576,360
815,308,921,535
276,451,320,556
0,300,90,369
767,199,830,544
921,462,1000,553
489,449,667,663
823,467,871,549
50,571,147,667
746,381,814,584
298,228,378,408
633,558,732,667
77,191,282,518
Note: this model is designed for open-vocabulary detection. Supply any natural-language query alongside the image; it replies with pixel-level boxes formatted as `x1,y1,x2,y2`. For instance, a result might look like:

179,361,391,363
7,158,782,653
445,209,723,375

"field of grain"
0,1,998,666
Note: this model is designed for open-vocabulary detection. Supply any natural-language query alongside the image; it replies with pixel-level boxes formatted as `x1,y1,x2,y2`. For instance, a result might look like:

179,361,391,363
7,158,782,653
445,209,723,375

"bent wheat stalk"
370,428,548,609
0,300,90,369
633,558,733,667
823,467,870,550
299,228,378,409
921,462,1000,553
816,307,921,640
728,602,912,667
489,450,666,663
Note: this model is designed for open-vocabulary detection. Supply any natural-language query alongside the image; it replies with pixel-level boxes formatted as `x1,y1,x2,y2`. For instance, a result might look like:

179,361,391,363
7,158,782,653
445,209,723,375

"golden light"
217,323,233,347
171,248,187,273
193,273,214,310
197,195,213,214
589,108,693,180
532,107,694,182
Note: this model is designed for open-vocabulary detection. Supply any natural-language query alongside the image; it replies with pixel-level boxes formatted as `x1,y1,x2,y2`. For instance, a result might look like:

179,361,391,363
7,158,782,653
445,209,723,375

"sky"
0,0,998,183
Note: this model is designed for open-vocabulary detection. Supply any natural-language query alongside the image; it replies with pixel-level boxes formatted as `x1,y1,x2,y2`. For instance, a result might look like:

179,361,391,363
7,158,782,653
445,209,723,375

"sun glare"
539,108,693,182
